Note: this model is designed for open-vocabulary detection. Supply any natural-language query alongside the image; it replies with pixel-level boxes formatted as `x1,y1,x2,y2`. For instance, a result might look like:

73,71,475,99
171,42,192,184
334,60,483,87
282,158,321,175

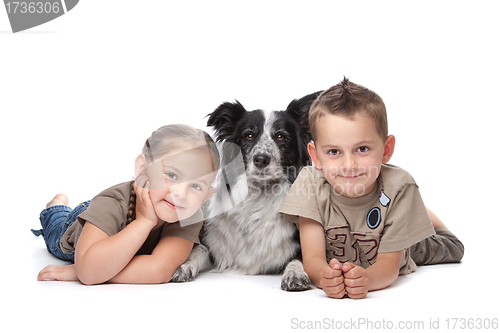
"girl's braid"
126,187,136,225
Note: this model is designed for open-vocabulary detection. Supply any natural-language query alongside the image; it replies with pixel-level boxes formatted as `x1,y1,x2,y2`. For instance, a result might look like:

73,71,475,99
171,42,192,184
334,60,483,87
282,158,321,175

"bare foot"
426,207,447,229
46,194,69,208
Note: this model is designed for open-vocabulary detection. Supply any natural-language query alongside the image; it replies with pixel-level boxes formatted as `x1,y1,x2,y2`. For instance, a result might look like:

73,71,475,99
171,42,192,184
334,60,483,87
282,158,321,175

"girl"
32,124,220,285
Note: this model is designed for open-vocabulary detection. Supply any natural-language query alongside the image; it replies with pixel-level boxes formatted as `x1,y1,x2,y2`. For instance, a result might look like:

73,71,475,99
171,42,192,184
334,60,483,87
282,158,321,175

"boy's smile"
308,113,395,198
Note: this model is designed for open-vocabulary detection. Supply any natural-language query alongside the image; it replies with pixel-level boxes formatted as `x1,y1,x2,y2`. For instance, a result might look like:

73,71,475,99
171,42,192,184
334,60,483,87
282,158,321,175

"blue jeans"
31,201,90,262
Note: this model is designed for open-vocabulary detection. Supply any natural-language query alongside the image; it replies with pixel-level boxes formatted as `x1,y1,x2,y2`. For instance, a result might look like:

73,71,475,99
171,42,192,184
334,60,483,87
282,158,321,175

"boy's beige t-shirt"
279,164,435,275
59,181,203,255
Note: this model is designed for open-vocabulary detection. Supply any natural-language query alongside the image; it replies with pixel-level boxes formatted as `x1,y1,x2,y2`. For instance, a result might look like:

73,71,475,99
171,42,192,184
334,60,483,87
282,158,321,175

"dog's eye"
246,134,253,141
277,133,285,141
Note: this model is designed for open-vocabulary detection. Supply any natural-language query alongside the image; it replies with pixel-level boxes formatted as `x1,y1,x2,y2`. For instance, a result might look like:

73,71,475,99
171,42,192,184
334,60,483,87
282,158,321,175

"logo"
379,189,390,207
3,0,79,33
366,207,381,229
366,190,391,229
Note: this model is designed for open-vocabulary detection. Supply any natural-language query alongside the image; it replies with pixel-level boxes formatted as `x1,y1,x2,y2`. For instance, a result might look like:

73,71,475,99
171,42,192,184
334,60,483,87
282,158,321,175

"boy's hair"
126,124,220,225
309,77,388,142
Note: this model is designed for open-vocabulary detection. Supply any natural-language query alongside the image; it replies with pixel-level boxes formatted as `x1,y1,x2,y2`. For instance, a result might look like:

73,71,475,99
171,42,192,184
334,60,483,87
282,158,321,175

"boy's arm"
365,250,403,291
299,216,346,298
340,250,402,299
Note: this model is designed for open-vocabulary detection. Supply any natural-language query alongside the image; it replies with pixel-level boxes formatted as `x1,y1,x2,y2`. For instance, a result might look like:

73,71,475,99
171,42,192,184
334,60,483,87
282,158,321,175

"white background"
1,1,499,332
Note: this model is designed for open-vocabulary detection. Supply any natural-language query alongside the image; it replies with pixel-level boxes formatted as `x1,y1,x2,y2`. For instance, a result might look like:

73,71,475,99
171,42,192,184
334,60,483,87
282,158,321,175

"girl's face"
142,147,215,223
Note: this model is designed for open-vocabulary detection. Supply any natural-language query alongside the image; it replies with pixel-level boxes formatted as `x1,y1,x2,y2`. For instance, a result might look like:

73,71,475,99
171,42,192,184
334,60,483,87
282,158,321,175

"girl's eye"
327,149,340,156
357,146,370,153
166,172,178,180
191,184,203,191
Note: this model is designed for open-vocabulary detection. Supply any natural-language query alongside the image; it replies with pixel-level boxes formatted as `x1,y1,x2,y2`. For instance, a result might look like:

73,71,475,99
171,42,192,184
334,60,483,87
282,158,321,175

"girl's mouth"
164,199,184,210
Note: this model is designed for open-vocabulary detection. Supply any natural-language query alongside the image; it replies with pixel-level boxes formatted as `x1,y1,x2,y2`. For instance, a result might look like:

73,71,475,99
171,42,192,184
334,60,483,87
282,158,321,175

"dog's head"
207,92,321,186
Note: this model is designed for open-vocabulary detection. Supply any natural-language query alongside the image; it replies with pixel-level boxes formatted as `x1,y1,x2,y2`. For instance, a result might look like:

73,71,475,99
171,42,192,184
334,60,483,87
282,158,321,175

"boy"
279,78,464,299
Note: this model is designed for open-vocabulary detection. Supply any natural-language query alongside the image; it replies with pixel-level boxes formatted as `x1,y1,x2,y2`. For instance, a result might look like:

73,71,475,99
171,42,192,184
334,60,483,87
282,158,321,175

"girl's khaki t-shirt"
59,181,203,255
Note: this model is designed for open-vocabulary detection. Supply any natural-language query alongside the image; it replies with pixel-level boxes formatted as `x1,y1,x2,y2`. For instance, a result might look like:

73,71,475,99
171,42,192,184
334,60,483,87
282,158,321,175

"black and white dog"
171,92,321,291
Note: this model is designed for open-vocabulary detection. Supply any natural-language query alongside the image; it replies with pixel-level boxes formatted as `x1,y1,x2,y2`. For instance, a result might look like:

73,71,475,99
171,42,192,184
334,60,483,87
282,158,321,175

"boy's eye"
327,149,340,156
357,146,370,153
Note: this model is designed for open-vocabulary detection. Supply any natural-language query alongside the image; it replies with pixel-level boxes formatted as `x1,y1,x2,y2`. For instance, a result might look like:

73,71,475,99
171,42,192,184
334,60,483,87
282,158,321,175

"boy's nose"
342,154,358,170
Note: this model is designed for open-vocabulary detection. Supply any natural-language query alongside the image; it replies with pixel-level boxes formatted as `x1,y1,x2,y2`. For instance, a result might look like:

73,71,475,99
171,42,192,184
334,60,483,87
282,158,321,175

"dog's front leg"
281,259,311,291
170,244,212,282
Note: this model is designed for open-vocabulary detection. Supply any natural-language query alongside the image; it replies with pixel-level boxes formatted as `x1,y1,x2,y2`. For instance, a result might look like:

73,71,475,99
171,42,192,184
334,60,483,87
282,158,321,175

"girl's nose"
171,184,188,199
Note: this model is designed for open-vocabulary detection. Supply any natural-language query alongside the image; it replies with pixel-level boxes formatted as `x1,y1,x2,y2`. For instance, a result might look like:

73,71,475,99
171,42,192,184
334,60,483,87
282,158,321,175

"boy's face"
308,113,394,198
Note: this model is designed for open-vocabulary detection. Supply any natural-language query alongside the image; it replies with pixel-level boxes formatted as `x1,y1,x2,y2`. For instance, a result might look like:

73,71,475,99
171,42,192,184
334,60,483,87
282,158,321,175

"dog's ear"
207,101,247,142
285,91,323,141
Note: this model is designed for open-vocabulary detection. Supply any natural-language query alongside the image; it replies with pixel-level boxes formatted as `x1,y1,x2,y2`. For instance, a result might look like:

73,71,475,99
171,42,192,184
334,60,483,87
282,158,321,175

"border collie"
171,92,321,291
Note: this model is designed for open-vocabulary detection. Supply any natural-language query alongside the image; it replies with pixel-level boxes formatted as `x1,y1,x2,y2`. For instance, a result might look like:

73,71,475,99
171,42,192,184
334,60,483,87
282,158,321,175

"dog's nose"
253,154,271,169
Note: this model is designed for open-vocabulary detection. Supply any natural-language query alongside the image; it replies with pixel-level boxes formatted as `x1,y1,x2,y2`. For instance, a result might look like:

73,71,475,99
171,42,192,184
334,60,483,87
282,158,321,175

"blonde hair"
126,124,220,224
309,77,388,142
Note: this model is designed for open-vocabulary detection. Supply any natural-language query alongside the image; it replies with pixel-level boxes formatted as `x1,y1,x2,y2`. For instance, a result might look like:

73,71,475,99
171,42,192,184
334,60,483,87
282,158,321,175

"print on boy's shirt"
325,226,348,258
379,189,391,207
325,226,380,267
366,207,382,229
367,190,391,229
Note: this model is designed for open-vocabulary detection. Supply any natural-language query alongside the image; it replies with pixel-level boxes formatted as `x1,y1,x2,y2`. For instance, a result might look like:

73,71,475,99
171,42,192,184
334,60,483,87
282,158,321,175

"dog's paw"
281,260,312,291
170,262,198,283
281,271,312,291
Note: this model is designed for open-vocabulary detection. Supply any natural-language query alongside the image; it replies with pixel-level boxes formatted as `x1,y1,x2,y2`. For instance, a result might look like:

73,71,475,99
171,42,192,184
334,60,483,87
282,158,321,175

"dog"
171,91,321,291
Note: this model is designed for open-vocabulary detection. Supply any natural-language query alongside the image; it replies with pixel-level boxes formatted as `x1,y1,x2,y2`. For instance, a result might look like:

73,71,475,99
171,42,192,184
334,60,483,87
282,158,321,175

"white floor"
0,230,493,333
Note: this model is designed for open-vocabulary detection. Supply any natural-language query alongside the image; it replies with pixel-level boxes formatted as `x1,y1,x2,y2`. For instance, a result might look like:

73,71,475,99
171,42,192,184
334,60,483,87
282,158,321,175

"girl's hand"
37,264,78,281
134,173,158,228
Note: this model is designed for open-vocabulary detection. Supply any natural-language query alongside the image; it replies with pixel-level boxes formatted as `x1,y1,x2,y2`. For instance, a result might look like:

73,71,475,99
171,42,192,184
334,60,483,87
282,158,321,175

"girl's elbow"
80,278,100,286
77,270,104,285
150,263,177,284
75,263,106,285
154,275,172,284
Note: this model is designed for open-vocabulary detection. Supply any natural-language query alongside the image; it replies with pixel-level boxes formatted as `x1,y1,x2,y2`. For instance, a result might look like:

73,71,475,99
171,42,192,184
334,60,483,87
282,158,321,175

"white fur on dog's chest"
205,189,299,275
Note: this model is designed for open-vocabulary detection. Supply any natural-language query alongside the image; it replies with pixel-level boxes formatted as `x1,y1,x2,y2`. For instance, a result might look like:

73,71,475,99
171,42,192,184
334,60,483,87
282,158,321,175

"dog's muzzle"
253,153,271,169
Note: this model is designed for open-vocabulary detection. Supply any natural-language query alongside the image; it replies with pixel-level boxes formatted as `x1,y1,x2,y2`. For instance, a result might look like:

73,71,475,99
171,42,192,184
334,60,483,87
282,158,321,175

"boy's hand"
134,173,158,228
319,258,346,299
342,262,369,299
37,264,78,281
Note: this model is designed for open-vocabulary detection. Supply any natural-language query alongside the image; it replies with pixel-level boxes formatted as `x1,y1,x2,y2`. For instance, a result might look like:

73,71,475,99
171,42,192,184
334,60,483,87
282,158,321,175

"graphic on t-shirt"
366,207,381,229
379,189,390,207
325,226,380,266
353,233,379,265
325,226,348,259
